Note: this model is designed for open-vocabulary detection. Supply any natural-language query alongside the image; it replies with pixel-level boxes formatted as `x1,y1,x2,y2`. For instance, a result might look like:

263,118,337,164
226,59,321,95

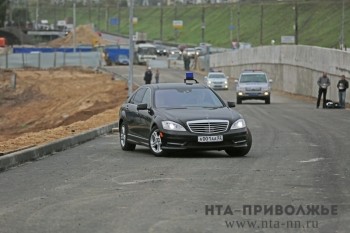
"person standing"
144,67,153,84
155,69,160,83
316,72,331,109
337,75,349,108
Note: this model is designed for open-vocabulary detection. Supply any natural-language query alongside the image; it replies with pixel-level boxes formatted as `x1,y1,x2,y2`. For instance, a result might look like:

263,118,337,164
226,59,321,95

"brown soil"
0,67,128,155
47,24,112,47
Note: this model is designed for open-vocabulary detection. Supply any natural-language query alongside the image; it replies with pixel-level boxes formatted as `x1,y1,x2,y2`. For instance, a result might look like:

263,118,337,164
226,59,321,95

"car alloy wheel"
120,122,136,151
149,127,166,156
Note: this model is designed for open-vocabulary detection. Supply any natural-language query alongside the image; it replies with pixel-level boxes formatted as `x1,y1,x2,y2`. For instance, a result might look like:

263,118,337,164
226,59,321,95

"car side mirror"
137,103,148,110
227,101,236,108
234,80,238,83
269,79,273,83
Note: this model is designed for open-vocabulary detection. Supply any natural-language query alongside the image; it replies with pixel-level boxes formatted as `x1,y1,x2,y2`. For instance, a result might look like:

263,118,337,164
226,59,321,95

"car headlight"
208,80,212,84
224,80,228,84
230,119,246,130
162,121,186,131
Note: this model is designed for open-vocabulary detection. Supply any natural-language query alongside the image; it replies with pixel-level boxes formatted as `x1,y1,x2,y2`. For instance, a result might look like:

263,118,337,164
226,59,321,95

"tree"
0,0,8,27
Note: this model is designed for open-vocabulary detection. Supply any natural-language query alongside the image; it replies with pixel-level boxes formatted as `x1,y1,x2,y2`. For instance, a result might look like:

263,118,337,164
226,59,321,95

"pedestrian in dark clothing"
316,72,331,108
155,69,160,83
337,75,349,108
144,67,153,84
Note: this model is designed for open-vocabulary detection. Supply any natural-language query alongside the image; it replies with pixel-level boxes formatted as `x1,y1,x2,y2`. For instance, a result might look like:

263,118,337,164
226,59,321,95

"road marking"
117,177,186,185
299,158,325,163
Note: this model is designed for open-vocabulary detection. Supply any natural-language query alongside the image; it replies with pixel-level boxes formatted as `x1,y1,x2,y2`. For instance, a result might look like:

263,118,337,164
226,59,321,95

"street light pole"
160,0,163,41
294,0,298,45
340,0,345,49
73,0,76,52
128,0,134,97
260,1,264,45
201,6,205,43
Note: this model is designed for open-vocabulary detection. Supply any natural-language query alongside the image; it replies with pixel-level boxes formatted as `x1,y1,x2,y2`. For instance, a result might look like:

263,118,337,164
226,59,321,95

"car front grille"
187,120,229,134
245,87,262,91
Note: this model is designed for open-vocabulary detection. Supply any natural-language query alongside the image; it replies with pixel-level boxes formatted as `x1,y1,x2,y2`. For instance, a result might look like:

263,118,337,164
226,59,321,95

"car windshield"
155,88,225,108
240,74,267,83
208,74,226,79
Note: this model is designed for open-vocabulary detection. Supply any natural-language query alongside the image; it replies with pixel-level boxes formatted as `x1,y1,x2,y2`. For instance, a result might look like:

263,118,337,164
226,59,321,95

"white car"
204,72,229,90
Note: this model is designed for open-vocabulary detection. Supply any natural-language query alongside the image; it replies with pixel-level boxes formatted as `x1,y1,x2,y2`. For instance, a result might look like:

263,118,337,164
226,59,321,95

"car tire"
119,122,136,151
237,97,242,104
149,126,167,157
225,128,252,157
265,97,270,104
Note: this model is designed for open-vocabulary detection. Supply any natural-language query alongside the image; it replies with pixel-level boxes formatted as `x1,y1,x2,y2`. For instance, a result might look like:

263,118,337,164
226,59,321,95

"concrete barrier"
210,45,350,104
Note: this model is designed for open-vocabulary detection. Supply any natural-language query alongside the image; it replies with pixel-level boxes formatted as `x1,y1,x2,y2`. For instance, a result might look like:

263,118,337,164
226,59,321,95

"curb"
0,122,118,172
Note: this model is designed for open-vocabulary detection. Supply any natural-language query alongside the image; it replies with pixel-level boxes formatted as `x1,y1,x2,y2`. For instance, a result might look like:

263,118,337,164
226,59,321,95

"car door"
137,88,153,140
124,88,146,140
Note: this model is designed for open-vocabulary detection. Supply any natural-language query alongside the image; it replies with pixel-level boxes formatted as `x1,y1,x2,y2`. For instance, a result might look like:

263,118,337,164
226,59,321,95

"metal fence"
0,51,103,69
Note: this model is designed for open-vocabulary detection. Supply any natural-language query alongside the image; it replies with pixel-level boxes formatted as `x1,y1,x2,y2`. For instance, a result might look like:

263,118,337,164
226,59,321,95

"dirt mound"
48,24,111,47
0,67,128,154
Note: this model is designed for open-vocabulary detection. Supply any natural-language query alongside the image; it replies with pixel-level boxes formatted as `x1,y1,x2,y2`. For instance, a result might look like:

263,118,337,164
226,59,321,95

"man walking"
155,69,160,83
337,75,349,108
316,72,331,109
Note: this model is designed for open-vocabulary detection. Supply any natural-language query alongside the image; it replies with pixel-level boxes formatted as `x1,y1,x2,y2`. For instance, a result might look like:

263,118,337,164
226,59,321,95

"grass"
26,1,350,48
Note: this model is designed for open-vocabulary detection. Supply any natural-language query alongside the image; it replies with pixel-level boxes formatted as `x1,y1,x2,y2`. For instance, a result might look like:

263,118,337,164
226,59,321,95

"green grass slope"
28,1,349,48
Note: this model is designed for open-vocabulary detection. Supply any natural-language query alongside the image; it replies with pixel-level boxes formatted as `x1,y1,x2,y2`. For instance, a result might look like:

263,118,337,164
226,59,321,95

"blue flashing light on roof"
186,72,194,80
184,72,198,84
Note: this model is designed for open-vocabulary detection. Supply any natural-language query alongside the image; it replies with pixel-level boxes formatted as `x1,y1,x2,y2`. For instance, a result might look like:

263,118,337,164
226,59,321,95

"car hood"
156,107,242,125
238,82,269,88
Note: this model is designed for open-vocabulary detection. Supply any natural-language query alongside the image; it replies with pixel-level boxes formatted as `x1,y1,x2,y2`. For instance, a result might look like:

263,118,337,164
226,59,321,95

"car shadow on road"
130,149,250,159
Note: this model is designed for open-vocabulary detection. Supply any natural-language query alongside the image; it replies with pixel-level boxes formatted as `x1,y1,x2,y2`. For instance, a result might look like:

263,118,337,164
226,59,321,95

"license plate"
198,135,223,143
248,93,259,96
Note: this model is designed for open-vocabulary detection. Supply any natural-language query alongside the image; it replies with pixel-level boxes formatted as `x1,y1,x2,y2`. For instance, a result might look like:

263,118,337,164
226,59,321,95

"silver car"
204,72,229,90
235,70,272,104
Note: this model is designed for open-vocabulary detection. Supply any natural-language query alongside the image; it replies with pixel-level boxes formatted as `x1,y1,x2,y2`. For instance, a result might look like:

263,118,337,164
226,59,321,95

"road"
0,65,349,233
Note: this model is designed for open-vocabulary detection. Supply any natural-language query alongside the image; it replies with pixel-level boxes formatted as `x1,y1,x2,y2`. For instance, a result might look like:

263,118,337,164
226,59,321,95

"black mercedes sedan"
118,76,252,157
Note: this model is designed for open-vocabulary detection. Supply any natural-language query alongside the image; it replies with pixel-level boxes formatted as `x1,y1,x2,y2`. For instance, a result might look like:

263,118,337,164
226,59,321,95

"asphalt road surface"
1,65,349,233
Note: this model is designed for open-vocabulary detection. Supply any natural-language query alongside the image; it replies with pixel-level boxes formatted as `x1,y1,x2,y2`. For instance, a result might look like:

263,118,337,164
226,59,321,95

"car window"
130,88,146,104
208,74,226,79
155,88,224,108
141,88,151,106
240,74,267,83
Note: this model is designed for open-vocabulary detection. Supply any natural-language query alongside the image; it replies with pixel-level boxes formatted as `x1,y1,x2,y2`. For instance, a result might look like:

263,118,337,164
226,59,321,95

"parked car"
235,70,272,104
204,72,229,90
115,54,129,65
118,73,252,157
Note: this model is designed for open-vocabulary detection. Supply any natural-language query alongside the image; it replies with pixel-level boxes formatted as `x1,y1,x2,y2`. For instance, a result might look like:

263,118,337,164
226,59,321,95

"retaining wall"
210,45,350,104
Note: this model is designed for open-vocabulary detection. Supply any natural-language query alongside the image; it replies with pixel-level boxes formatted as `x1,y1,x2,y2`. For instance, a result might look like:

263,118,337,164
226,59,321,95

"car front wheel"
120,122,136,151
149,127,167,157
225,128,252,157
